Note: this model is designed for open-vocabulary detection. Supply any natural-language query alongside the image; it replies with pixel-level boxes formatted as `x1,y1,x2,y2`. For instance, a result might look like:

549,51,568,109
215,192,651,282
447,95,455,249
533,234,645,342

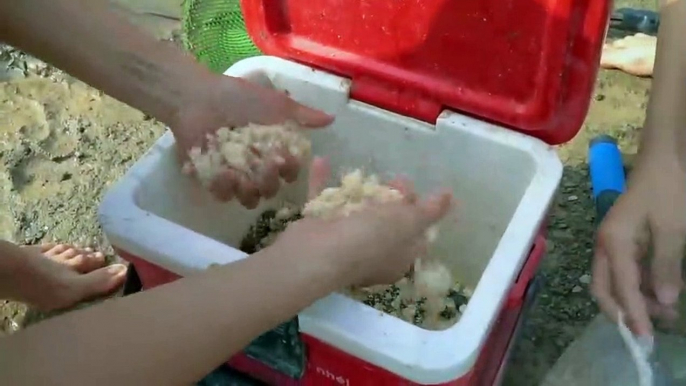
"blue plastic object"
589,135,626,198
610,8,660,35
588,135,626,223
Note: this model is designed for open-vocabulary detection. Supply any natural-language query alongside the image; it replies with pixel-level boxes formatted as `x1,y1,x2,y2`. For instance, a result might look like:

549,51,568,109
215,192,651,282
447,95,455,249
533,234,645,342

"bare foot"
600,33,656,77
11,243,127,311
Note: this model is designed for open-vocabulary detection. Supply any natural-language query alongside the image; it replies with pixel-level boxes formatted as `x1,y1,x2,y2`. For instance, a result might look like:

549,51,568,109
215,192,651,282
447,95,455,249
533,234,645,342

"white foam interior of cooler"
133,67,536,289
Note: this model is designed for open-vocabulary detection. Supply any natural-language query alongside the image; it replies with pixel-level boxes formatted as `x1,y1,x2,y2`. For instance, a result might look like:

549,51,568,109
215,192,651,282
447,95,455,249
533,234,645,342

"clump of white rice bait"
303,169,467,329
302,169,438,243
184,122,311,187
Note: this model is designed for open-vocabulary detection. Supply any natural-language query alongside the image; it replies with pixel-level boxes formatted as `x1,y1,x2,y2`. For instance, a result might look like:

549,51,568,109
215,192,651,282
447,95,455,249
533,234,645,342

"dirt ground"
0,0,661,384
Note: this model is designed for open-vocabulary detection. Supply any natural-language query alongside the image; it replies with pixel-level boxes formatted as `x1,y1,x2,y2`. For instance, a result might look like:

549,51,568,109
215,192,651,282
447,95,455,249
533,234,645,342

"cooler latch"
350,76,442,124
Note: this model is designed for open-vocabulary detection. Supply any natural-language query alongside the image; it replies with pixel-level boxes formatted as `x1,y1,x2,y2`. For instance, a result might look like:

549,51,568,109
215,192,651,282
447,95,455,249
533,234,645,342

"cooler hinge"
349,76,442,124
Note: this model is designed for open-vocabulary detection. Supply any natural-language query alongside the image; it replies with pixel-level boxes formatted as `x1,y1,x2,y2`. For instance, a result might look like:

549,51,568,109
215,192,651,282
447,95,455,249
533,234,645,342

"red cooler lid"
240,0,609,145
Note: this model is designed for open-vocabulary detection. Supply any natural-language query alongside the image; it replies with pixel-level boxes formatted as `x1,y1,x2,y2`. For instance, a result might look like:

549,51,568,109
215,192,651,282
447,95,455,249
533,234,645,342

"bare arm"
0,0,212,129
0,246,343,385
638,0,686,165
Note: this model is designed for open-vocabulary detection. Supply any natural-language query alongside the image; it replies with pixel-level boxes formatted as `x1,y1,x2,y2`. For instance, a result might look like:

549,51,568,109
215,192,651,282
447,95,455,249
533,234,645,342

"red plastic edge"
480,277,541,386
240,0,610,145
507,234,547,307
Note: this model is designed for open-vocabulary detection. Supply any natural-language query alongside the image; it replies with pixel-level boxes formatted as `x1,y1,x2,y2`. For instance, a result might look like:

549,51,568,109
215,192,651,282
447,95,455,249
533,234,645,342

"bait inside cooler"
99,0,609,384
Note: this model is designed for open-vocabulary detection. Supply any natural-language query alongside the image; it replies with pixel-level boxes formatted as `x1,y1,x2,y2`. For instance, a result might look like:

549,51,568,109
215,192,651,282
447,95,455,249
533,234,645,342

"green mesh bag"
182,0,262,73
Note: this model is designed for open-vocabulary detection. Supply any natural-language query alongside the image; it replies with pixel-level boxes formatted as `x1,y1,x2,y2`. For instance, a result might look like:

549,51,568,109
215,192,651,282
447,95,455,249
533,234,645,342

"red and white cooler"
99,0,610,384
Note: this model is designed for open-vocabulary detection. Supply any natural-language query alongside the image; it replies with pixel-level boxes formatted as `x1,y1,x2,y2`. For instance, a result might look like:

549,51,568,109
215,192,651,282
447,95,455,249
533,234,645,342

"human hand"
171,75,333,208
592,152,686,336
270,158,454,287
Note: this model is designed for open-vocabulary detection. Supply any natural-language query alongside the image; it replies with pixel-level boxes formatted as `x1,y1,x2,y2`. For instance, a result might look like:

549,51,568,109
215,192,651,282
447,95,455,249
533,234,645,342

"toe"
74,264,128,300
56,247,80,260
43,244,71,260
39,243,57,253
37,243,107,272
63,251,107,274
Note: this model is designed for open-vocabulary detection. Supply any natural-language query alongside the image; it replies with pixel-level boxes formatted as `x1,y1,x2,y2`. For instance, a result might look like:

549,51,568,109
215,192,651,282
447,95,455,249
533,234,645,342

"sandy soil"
0,0,663,384
0,57,166,333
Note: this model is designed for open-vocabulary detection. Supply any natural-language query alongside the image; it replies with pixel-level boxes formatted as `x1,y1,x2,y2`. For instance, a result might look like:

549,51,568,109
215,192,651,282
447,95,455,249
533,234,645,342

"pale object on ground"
185,122,311,188
600,33,656,77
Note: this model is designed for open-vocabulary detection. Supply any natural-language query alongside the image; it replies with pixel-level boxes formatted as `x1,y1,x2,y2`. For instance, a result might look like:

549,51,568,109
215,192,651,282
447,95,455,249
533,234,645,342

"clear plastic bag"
541,315,686,386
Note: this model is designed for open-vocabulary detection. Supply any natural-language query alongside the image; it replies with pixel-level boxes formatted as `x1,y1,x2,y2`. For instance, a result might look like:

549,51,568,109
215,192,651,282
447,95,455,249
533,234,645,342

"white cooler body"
99,56,563,384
